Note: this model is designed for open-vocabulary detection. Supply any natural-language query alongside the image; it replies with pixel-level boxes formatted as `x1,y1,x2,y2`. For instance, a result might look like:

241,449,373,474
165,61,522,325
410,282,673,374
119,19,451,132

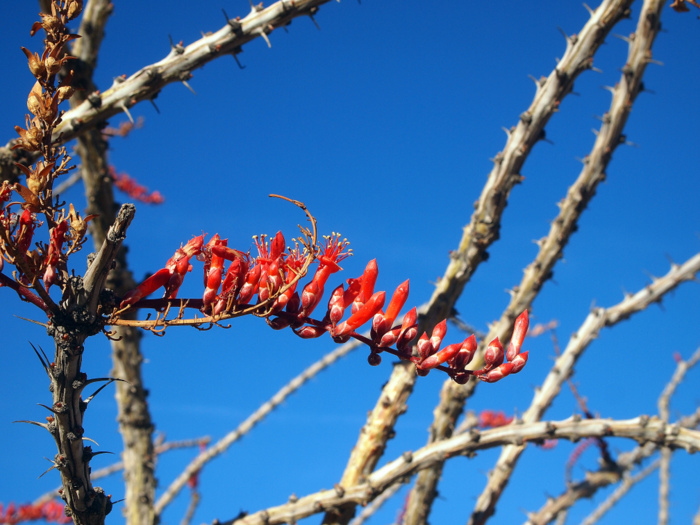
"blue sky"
1,1,699,524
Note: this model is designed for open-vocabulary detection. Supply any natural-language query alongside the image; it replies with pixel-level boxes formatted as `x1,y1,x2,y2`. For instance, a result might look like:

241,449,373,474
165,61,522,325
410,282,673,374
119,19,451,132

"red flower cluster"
118,232,529,383
108,166,164,205
0,182,92,302
478,410,515,428
0,500,70,524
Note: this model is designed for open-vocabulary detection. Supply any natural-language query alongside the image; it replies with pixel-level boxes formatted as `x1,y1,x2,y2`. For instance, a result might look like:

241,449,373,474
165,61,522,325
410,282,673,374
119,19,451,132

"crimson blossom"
114,230,529,384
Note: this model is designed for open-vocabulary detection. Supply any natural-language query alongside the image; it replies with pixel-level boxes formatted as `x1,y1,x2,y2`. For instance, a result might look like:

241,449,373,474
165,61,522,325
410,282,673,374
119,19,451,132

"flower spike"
114,225,528,385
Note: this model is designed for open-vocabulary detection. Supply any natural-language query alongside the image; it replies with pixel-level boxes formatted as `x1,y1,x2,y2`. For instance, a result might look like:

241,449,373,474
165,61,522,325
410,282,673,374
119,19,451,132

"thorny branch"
0,0,336,184
362,0,639,523
217,416,700,525
467,249,700,524
2,1,699,524
527,349,700,525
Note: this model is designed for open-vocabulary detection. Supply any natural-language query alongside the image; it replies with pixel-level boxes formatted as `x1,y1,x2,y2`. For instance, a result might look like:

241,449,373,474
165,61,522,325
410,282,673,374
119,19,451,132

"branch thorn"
181,80,197,95
119,101,134,124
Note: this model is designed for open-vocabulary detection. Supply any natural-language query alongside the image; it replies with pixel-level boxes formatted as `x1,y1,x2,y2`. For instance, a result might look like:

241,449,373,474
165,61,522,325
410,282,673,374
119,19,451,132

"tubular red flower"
16,209,36,255
299,279,321,313
332,290,386,337
269,231,285,260
506,309,529,361
371,279,410,342
120,268,171,307
418,342,462,370
163,235,205,299
202,235,227,309
258,259,283,302
317,233,351,271
311,233,351,288
237,263,262,305
383,279,409,326
478,410,514,428
342,277,362,308
109,165,165,204
353,259,378,312
211,244,246,262
270,246,305,314
42,219,68,291
213,256,249,315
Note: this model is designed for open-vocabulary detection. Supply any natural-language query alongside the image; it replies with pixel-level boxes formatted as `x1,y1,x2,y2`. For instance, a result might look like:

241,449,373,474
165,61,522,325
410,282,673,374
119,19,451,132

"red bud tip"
509,351,529,373
418,342,461,370
383,280,409,325
507,310,529,360
483,337,504,368
333,291,386,336
478,362,514,383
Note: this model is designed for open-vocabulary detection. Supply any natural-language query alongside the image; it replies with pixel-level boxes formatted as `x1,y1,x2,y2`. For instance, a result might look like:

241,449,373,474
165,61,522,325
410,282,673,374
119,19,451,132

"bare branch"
579,459,660,525
525,378,700,524
59,0,332,147
215,416,700,525
657,347,700,525
404,0,655,518
469,250,700,524
326,2,642,520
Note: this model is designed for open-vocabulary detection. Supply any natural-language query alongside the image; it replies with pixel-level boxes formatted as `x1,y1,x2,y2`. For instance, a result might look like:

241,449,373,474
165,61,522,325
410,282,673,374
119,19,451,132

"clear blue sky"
1,1,699,524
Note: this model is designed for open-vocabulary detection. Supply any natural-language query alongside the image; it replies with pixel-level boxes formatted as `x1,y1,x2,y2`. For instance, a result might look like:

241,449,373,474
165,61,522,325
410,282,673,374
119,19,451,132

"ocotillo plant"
1,1,699,525
0,2,529,524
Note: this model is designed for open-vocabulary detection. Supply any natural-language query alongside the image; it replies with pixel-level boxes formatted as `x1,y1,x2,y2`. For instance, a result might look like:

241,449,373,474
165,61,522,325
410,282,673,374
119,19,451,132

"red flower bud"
448,334,477,371
299,279,322,318
429,319,448,352
483,337,504,369
333,291,386,337
416,332,432,360
352,259,378,312
396,307,418,353
121,268,171,307
371,279,410,343
294,325,326,339
418,342,462,370
383,280,409,326
327,284,347,325
237,264,262,305
509,351,529,373
269,231,285,260
478,362,514,383
506,310,529,361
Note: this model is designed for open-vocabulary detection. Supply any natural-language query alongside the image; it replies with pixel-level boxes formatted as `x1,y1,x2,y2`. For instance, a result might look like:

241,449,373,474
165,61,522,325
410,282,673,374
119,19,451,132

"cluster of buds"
478,410,515,428
0,499,71,524
14,0,82,156
0,185,92,301
117,232,529,383
0,0,91,309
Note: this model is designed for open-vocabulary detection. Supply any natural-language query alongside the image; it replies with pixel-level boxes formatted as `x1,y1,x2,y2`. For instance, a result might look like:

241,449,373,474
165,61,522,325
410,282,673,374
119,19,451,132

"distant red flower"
478,410,514,428
108,166,164,204
0,499,71,524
